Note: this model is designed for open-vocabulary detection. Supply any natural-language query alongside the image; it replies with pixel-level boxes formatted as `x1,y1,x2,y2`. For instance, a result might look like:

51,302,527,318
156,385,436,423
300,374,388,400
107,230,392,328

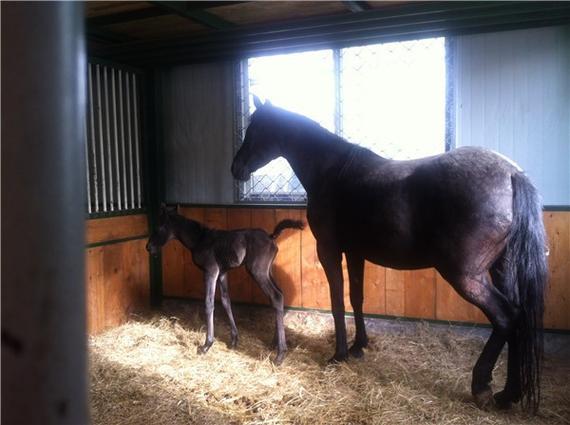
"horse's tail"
504,172,548,413
270,220,304,239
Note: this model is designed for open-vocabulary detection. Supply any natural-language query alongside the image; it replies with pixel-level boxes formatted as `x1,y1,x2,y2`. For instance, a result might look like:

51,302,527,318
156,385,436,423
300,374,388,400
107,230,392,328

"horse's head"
231,96,282,181
146,203,176,257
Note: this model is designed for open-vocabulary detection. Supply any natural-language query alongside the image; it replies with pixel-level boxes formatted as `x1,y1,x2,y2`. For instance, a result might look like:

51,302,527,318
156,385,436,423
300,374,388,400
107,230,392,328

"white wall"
161,61,237,205
453,25,570,205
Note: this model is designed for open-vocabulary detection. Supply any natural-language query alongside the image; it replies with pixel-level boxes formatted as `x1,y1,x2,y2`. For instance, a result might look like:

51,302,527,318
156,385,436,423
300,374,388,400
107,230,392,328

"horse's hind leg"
346,252,368,358
445,271,518,409
489,262,522,409
247,249,287,365
218,273,239,349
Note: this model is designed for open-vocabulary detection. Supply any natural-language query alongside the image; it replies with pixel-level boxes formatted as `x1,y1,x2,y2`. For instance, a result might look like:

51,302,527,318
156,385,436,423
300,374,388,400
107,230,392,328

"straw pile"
90,301,570,425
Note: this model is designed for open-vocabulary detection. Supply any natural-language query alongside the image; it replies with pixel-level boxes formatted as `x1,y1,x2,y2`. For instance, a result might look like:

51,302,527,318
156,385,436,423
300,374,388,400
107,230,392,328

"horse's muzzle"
231,160,250,181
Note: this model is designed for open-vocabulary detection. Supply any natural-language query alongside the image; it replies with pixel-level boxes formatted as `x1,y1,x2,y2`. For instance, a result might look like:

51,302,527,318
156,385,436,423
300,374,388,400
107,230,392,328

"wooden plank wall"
86,214,150,334
163,207,570,330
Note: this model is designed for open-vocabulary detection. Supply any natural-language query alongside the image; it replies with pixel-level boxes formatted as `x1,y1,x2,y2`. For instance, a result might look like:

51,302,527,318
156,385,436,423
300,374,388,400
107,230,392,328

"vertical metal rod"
118,70,128,209
132,74,142,208
111,68,122,211
103,66,114,211
88,64,99,212
84,115,92,214
95,64,107,212
125,72,135,210
333,48,343,137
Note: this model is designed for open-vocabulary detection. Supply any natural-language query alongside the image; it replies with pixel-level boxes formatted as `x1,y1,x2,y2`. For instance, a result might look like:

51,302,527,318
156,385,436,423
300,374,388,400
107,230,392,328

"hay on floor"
90,301,570,425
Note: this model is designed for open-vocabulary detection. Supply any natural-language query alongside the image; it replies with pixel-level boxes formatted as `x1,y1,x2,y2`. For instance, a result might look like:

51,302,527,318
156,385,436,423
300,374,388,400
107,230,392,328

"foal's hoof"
272,351,287,366
197,344,212,355
228,336,238,349
348,344,365,359
494,391,514,410
473,388,495,410
327,352,349,364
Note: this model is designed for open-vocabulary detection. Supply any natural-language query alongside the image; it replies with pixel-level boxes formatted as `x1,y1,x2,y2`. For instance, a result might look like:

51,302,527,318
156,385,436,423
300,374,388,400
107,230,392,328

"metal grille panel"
85,63,144,215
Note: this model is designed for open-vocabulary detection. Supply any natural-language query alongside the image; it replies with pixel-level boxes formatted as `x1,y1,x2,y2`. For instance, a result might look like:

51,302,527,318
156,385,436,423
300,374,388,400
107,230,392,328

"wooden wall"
162,207,570,331
86,214,150,334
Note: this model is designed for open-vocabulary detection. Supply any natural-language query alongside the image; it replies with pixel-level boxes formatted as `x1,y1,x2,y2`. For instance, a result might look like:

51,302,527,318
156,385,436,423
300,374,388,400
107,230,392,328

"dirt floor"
89,300,570,425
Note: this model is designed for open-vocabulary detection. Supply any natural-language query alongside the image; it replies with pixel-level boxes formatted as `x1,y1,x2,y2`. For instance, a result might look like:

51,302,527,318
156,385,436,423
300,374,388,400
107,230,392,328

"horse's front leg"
346,252,368,358
198,268,219,355
317,242,347,363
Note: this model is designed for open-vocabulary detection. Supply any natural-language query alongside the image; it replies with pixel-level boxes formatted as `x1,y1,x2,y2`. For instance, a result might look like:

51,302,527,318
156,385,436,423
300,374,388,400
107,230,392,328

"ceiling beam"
87,27,136,44
149,1,236,29
342,1,372,13
87,7,169,27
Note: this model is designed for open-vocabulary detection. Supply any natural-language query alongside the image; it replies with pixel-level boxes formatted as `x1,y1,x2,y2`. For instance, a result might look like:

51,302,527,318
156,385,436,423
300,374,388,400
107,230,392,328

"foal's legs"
446,271,518,409
247,252,288,365
218,273,239,349
346,252,368,358
198,268,220,355
317,242,348,362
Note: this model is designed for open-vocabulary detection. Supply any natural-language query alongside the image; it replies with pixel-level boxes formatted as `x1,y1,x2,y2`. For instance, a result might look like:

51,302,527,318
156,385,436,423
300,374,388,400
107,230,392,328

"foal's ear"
160,202,167,211
265,99,272,107
253,94,262,109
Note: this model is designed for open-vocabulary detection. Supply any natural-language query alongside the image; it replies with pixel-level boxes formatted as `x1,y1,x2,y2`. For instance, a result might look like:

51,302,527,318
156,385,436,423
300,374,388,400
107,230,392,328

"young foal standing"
231,98,547,412
146,204,304,365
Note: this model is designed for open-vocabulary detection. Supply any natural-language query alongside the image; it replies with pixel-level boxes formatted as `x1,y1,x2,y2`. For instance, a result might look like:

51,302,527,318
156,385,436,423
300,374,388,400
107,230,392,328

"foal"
146,204,304,365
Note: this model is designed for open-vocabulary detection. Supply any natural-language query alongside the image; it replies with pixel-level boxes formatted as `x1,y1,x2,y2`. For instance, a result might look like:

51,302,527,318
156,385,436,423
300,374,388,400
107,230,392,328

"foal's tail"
270,220,304,239
504,172,548,413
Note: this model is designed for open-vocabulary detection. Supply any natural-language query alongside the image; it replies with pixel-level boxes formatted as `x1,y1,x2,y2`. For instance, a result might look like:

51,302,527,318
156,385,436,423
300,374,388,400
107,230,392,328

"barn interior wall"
454,24,570,205
162,206,570,331
85,214,150,334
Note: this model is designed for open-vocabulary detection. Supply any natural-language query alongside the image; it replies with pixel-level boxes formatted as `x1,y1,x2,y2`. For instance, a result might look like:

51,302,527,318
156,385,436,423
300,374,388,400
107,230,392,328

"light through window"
236,37,446,203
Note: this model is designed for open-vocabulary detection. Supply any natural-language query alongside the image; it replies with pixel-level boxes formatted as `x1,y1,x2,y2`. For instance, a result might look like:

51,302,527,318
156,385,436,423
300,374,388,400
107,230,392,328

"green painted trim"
162,295,570,335
85,234,148,248
86,209,146,220
543,205,570,212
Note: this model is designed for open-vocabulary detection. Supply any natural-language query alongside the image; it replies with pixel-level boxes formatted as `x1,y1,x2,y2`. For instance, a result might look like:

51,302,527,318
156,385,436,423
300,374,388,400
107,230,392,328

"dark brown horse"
231,97,547,412
147,204,304,365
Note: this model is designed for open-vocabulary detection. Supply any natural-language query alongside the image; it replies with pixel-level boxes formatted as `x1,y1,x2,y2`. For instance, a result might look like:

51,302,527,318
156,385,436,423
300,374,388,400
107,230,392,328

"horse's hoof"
228,336,238,349
494,391,514,410
349,344,365,359
328,352,349,364
197,344,211,355
473,388,495,410
272,351,287,366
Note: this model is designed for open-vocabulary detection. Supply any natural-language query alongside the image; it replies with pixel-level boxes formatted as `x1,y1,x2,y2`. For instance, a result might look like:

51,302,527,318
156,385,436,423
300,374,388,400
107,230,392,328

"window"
236,37,447,203
85,62,144,216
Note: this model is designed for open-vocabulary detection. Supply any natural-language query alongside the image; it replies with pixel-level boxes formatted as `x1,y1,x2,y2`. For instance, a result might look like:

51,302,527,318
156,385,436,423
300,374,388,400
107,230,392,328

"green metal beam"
150,1,236,30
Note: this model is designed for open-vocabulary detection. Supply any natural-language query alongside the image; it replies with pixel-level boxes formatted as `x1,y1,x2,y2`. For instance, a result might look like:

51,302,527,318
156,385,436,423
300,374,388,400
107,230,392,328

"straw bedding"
90,301,570,425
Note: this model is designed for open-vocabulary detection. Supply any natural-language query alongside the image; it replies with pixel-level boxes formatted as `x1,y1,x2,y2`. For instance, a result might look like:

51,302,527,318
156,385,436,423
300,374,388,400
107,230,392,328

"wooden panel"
227,209,254,303
274,209,303,307
301,217,331,310
404,269,436,319
543,211,570,330
162,239,187,297
363,262,386,315
86,214,147,245
86,239,150,334
385,268,405,316
250,209,276,305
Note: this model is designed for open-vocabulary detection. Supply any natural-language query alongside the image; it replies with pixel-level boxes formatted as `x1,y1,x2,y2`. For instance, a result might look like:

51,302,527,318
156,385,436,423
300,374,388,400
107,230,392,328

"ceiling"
86,1,570,66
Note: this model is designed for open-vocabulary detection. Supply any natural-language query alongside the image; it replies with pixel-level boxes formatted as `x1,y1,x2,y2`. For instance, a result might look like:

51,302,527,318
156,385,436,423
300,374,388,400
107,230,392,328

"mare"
231,97,547,412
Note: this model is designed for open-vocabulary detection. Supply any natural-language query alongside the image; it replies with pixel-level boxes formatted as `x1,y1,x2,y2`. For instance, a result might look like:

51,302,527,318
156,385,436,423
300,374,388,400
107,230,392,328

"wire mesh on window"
235,37,446,203
85,63,143,215
340,38,446,160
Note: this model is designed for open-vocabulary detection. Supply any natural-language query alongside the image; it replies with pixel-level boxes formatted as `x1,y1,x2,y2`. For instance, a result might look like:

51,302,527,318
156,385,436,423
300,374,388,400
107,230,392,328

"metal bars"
84,62,144,215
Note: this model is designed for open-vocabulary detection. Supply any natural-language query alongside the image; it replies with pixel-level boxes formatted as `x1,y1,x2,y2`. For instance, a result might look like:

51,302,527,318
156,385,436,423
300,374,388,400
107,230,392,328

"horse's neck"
282,125,353,194
172,216,204,250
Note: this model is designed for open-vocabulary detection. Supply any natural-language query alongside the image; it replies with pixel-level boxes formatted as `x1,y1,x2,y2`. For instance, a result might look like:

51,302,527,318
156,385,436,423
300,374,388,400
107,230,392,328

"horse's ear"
160,202,167,211
253,95,262,109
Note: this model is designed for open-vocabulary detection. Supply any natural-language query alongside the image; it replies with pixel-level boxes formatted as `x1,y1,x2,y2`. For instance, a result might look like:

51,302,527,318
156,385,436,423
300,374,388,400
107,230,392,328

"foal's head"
146,204,176,257
231,96,283,181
